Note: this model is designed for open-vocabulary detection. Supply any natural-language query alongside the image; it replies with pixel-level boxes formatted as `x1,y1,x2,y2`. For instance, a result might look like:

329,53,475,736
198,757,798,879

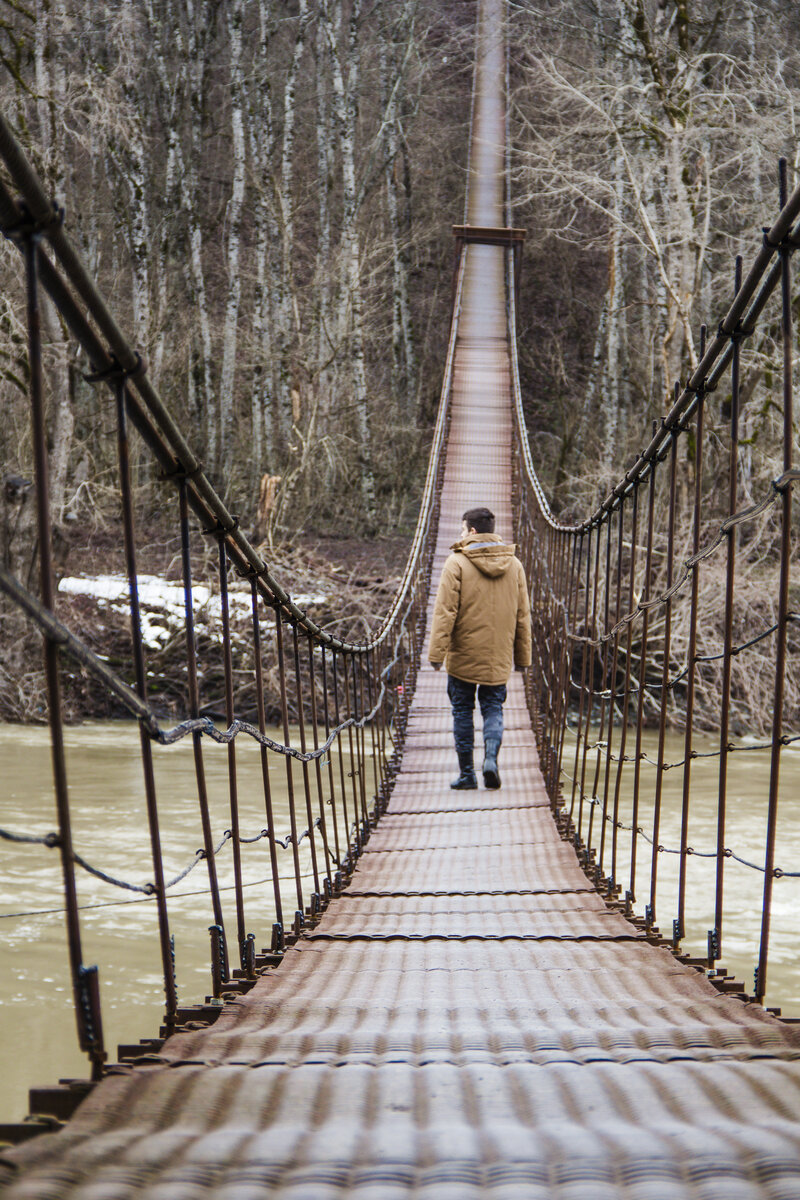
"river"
2,720,800,1125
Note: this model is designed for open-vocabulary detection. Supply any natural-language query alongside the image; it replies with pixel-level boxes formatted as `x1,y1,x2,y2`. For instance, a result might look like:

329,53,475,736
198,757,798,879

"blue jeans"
447,675,506,753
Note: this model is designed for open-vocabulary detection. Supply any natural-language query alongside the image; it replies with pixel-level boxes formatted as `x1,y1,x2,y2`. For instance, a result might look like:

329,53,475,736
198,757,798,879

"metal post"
24,220,107,1077
676,325,707,946
178,477,228,993
273,609,304,914
630,459,657,907
649,426,678,925
713,255,743,963
251,582,284,944
612,482,639,891
757,160,794,1002
114,373,178,1024
217,538,248,968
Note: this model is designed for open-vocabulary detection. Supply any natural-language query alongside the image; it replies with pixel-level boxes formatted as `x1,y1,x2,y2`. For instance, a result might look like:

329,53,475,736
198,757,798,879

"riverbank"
0,533,411,724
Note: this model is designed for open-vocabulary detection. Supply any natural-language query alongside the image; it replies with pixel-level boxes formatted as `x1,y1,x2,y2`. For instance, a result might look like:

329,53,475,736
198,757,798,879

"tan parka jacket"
427,533,532,685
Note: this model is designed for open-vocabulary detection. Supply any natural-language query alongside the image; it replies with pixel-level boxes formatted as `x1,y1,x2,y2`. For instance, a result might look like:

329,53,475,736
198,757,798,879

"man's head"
462,506,495,537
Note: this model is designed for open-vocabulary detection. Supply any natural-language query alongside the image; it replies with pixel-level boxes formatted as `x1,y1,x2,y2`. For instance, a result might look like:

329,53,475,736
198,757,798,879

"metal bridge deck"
6,0,800,1196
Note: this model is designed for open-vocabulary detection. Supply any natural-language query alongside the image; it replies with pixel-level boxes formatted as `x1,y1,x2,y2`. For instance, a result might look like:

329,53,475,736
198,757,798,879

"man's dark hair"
463,506,495,534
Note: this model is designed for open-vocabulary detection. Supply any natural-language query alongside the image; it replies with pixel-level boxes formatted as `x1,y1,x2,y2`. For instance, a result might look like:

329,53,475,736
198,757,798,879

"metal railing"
0,109,467,1083
509,157,800,1007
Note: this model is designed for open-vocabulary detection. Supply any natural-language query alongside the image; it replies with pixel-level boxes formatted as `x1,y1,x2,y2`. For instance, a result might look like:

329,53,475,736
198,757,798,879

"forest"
0,0,798,728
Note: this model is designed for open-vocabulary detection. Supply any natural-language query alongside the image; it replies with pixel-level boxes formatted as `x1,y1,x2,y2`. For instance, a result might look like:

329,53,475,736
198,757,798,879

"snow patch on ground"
58,574,327,649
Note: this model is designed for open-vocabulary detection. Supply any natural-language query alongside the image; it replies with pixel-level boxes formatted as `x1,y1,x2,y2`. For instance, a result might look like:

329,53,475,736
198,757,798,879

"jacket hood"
451,532,516,578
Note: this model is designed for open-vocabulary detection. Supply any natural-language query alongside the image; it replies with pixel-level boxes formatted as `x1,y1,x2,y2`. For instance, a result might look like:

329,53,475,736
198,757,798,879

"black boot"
450,750,477,790
483,738,501,789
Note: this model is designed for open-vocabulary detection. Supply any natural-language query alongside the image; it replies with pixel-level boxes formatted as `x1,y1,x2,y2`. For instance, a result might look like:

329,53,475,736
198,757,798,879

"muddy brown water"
2,720,800,1125
0,721,345,1125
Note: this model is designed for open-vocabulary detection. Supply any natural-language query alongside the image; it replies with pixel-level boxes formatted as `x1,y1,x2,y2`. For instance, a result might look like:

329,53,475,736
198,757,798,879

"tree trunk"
184,0,216,468
324,0,376,527
218,0,246,474
381,20,417,415
246,0,281,487
274,0,310,448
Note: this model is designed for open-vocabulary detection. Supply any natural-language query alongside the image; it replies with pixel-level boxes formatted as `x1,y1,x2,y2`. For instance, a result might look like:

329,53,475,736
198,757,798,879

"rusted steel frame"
332,651,354,859
611,482,639,891
22,225,107,1077
569,527,591,824
677,326,708,945
587,511,614,861
273,611,304,913
320,647,342,868
578,517,603,845
291,623,321,903
555,532,582,802
306,633,333,887
250,581,284,940
178,478,229,991
649,428,678,925
630,462,657,906
216,537,248,965
713,256,744,962
758,161,795,1002
599,500,625,881
114,373,178,1022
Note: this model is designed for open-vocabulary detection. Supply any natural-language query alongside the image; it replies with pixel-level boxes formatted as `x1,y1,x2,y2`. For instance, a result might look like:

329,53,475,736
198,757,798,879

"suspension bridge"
3,0,800,1195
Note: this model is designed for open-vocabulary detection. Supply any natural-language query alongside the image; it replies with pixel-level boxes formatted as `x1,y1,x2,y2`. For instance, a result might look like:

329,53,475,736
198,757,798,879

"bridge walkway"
5,0,800,1196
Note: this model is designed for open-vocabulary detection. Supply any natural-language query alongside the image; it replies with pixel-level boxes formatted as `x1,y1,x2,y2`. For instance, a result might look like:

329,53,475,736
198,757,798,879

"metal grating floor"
5,0,800,1196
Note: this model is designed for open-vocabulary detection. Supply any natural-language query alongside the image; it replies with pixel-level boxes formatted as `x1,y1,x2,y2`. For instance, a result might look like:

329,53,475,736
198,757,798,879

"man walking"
428,506,531,790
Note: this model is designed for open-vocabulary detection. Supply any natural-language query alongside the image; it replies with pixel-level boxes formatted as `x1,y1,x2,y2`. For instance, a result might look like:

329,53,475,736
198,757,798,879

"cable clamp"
3,199,64,244
160,459,204,483
719,317,757,344
84,351,146,384
762,227,800,251
238,564,261,581
201,515,240,537
685,375,709,397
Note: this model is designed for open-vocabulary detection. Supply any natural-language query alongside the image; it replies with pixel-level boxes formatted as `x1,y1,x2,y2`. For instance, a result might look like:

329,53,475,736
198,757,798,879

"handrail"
0,36,471,1096
509,144,800,1012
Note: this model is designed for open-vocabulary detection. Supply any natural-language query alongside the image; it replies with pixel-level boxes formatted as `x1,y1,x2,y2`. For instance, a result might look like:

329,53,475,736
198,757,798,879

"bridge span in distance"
4,0,800,1195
